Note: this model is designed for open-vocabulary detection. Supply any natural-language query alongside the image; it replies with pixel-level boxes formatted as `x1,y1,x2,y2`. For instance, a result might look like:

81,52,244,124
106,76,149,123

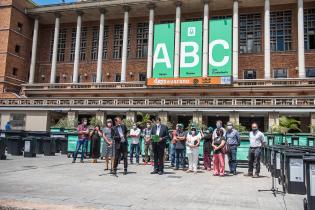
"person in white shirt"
244,123,266,178
186,127,201,174
213,120,226,139
129,123,141,165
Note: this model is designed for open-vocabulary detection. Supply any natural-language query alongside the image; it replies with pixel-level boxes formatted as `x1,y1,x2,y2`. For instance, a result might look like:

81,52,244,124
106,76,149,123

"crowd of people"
72,116,266,178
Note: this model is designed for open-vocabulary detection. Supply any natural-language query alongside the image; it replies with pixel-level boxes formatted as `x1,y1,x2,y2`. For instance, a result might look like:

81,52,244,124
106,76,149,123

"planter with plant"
271,116,301,145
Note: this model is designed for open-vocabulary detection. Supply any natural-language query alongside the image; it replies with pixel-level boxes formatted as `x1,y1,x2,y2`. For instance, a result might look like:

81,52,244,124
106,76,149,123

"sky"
33,0,76,6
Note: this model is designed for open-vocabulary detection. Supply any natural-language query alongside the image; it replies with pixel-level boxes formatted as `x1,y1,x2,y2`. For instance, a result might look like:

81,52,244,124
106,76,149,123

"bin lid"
7,136,22,139
303,155,315,162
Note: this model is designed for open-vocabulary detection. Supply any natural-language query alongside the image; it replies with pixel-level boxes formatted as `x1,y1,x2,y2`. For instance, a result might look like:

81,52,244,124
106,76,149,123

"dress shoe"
158,171,164,175
151,170,158,174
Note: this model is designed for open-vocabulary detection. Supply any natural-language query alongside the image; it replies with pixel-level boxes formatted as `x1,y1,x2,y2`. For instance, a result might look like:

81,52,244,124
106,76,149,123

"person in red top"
72,118,89,163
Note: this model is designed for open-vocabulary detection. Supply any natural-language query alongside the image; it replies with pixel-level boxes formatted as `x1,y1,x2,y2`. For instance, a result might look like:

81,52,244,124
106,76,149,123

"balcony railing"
20,78,315,92
1,97,314,109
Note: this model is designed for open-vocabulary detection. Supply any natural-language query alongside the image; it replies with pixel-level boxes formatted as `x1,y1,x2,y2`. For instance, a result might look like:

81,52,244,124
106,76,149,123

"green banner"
153,23,175,78
208,18,232,76
180,21,202,77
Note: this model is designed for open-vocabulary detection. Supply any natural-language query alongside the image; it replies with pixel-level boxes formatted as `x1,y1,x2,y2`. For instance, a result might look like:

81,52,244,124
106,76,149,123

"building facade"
0,0,315,132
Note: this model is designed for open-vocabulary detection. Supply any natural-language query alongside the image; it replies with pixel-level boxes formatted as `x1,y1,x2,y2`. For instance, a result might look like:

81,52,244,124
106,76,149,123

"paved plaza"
0,154,305,210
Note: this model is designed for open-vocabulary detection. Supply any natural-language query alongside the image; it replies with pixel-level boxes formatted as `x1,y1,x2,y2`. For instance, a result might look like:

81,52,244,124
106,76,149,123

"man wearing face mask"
174,124,186,170
244,123,266,178
143,121,154,166
213,120,226,139
129,123,141,165
112,116,129,175
72,118,89,163
151,118,169,175
225,122,240,175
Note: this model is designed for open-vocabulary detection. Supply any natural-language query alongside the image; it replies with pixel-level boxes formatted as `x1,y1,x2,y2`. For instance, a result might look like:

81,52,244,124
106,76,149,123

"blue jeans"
73,139,87,161
175,149,185,169
227,145,238,173
170,143,176,166
130,143,140,163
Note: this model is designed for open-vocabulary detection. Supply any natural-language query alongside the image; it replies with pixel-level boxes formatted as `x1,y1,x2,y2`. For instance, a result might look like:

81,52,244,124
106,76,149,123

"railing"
20,78,315,91
1,97,314,108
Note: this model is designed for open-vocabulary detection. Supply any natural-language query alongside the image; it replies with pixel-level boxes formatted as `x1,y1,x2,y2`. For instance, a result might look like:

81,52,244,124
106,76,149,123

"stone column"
121,6,130,82
310,113,315,133
232,0,239,81
96,9,106,83
50,14,60,84
268,112,279,132
173,1,181,78
193,112,203,125
72,11,83,83
202,0,209,77
229,112,240,125
96,111,107,126
146,4,155,79
126,111,137,123
158,112,168,124
29,17,39,84
297,0,305,78
264,0,271,79
67,111,78,128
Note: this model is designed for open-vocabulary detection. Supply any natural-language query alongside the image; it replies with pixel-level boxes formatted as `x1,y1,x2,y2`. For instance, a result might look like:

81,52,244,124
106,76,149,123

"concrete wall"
0,110,50,131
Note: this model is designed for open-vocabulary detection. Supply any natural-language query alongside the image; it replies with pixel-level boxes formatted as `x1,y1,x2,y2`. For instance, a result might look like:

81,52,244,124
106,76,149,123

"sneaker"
80,160,84,163
186,170,193,173
158,171,164,175
252,174,260,178
123,170,128,175
174,167,179,170
244,173,253,177
233,171,237,176
150,170,158,174
72,160,75,163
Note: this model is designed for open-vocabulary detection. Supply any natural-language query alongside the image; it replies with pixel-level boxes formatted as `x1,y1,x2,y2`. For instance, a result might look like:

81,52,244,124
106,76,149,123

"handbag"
221,143,230,154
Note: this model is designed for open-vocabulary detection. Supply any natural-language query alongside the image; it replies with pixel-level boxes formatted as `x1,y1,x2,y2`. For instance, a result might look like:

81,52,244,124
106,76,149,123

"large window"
115,73,121,82
136,23,148,58
80,27,87,61
10,113,26,130
304,8,315,50
69,27,87,62
113,24,131,59
273,68,288,78
243,69,257,79
57,29,67,62
70,28,76,62
49,29,67,62
270,11,292,51
306,67,315,77
91,26,109,61
240,14,261,53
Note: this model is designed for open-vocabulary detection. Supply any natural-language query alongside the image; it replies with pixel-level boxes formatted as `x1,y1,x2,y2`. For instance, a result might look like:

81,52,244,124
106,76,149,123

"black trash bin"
284,149,306,195
304,155,315,210
23,136,36,158
0,137,6,160
59,138,68,155
35,137,44,154
6,136,24,156
42,137,56,156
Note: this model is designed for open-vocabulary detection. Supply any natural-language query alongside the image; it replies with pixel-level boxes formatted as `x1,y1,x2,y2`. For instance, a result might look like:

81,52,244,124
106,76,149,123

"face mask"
107,123,112,127
83,121,87,125
147,124,151,128
216,124,221,128
227,125,233,130
191,131,196,135
133,126,137,129
252,128,258,131
156,123,160,126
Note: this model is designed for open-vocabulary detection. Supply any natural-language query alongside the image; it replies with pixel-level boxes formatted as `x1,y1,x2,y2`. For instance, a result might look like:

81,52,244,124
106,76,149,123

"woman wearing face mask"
89,125,102,163
203,127,214,171
212,128,226,176
102,119,114,171
143,121,154,166
129,123,141,165
213,120,226,139
186,127,200,174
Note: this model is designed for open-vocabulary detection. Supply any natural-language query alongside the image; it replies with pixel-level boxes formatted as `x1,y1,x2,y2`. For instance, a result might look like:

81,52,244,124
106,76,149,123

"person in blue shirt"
5,121,11,131
225,122,240,175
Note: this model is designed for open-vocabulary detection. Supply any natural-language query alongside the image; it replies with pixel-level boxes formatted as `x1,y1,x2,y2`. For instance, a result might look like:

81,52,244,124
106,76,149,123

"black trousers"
248,147,262,175
152,142,165,172
113,143,128,171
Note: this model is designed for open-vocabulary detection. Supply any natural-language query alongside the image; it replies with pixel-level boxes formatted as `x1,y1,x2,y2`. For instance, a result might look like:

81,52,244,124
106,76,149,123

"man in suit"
112,116,128,175
151,118,169,175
